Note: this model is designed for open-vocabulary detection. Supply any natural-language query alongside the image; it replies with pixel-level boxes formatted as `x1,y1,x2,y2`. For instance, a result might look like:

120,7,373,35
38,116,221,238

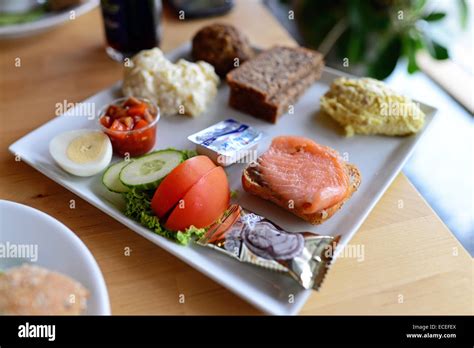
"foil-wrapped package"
197,205,340,290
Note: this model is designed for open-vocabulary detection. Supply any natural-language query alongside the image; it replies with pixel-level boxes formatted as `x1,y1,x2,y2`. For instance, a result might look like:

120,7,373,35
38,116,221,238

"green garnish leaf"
181,149,198,160
122,188,206,245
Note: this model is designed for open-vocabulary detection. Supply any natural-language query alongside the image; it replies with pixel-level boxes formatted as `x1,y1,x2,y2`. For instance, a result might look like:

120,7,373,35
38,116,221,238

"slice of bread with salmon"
242,136,361,224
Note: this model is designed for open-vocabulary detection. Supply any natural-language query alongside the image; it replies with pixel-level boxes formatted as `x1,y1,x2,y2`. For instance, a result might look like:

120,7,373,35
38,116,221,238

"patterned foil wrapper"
197,205,340,290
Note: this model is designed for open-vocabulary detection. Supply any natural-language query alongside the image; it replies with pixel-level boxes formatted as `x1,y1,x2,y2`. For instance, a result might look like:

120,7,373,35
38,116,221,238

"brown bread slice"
229,64,323,122
242,163,361,225
226,46,324,123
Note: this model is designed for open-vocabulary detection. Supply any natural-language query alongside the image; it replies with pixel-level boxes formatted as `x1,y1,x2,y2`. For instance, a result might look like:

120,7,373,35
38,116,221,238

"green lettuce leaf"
181,149,198,160
122,188,206,245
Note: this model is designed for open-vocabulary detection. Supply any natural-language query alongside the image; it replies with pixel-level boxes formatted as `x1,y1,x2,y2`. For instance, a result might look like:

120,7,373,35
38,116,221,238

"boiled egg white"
49,130,112,177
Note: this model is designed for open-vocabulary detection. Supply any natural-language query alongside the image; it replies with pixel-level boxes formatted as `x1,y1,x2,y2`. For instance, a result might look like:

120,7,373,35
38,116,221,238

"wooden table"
0,1,471,315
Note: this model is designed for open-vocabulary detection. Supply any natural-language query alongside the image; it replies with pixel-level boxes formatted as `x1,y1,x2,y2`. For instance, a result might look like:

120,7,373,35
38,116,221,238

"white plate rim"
0,0,99,38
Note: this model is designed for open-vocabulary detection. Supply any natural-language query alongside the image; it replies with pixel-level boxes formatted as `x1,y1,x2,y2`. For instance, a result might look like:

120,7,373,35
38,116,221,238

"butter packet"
187,119,263,166
197,205,339,290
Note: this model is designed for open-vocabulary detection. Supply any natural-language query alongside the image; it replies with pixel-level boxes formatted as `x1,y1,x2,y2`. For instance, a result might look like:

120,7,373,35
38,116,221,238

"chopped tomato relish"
99,97,159,156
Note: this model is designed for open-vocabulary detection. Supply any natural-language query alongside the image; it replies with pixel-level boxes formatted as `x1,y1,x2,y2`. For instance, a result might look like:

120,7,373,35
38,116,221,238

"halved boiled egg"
49,130,112,177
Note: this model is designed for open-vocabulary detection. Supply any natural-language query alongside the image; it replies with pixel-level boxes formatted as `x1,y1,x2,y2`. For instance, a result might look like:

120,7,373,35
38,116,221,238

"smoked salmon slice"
256,136,349,214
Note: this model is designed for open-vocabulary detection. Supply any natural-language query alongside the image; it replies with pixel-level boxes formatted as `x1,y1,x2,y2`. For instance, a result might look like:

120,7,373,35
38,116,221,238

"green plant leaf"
294,0,343,48
367,36,402,79
402,34,420,74
423,12,446,21
335,0,365,63
457,0,468,29
413,0,428,11
412,32,425,50
347,0,362,27
346,28,365,63
426,39,449,60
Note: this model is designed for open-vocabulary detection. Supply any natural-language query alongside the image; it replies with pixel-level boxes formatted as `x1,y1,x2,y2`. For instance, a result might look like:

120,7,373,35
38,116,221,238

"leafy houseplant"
290,0,469,79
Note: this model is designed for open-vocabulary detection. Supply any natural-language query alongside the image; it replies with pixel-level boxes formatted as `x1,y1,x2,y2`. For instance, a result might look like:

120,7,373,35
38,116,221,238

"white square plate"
9,42,437,315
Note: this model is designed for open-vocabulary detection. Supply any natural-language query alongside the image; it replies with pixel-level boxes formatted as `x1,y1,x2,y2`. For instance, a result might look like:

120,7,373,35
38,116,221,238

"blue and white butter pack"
187,119,263,166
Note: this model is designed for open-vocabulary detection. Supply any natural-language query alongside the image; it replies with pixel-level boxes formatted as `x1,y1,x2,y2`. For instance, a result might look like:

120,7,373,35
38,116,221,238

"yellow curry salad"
320,77,425,137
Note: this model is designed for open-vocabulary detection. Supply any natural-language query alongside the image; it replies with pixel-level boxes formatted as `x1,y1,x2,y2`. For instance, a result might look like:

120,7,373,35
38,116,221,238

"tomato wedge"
165,166,230,231
151,156,216,218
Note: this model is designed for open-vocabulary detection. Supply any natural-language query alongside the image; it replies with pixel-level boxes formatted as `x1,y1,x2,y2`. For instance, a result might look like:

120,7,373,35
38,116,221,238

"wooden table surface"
0,1,471,315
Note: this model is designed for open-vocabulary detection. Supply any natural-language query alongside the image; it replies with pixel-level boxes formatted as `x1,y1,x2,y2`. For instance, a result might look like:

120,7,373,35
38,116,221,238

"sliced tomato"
165,166,230,231
100,115,111,128
115,107,129,118
105,105,118,117
127,103,148,116
110,119,126,131
119,116,134,130
109,119,127,140
123,96,141,107
134,119,149,130
151,156,216,218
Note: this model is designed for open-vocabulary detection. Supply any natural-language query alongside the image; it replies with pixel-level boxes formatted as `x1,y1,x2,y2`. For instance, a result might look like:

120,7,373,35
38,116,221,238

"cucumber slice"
119,150,184,190
102,160,131,193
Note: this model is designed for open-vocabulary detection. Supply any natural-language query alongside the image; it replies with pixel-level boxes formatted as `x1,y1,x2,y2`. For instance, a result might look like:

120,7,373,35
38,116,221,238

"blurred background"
1,0,473,254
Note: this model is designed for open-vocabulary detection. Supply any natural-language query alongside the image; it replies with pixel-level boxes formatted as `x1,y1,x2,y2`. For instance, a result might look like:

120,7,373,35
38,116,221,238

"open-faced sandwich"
242,136,361,224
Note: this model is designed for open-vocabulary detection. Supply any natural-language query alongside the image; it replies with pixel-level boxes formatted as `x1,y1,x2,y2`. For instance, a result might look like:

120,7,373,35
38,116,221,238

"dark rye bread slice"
242,163,361,225
226,46,324,123
227,46,324,99
229,64,323,122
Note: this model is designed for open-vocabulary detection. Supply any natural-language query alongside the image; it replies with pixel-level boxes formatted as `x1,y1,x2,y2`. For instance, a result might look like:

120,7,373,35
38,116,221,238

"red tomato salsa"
99,97,159,156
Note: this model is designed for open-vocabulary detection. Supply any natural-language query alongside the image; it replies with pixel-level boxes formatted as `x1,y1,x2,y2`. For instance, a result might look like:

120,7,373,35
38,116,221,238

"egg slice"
49,130,112,177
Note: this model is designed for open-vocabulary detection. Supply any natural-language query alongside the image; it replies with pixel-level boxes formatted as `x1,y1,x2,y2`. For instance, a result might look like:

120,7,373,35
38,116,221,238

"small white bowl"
0,200,110,315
